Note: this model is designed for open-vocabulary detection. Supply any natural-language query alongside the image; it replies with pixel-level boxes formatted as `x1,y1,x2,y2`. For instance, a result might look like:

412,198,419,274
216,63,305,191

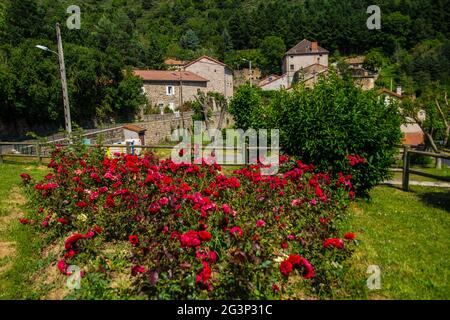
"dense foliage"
0,0,449,137
19,144,358,299
229,74,403,196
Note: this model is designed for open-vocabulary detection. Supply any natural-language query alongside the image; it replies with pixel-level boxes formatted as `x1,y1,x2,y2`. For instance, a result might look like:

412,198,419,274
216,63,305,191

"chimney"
311,41,318,51
396,86,402,96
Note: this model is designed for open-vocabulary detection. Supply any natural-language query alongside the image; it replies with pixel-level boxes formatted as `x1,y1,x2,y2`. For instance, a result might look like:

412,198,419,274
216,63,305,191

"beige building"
184,56,234,99
133,70,208,113
343,56,378,90
283,39,329,87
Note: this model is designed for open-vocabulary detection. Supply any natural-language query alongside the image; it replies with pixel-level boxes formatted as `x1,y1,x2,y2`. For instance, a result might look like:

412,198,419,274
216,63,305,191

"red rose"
131,265,146,276
280,260,293,277
344,232,356,240
19,218,29,225
198,230,211,241
281,242,288,249
76,201,88,208
287,254,301,266
65,233,84,250
229,226,243,237
57,218,69,225
129,235,139,246
300,258,315,279
323,238,345,249
272,284,280,293
20,173,31,183
57,259,67,274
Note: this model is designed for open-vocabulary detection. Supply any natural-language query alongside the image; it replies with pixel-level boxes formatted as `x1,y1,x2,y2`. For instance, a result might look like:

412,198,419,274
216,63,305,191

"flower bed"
19,145,358,299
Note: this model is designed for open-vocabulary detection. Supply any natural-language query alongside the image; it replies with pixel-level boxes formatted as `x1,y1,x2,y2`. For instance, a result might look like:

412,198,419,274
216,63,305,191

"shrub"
20,145,358,299
229,72,403,196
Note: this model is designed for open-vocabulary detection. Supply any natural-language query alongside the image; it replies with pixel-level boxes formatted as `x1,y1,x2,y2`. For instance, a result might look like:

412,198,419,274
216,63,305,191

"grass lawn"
340,185,450,299
0,162,47,299
0,161,448,299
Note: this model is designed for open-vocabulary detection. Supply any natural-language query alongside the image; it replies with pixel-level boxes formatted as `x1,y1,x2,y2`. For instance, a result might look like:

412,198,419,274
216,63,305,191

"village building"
379,87,425,146
183,56,234,99
283,39,329,87
234,67,262,87
133,70,208,113
134,56,233,114
259,39,329,91
343,56,378,90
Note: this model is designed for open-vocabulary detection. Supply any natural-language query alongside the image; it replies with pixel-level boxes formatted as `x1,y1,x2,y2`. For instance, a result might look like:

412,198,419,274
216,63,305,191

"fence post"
36,143,42,165
0,145,3,164
126,141,132,155
402,145,410,191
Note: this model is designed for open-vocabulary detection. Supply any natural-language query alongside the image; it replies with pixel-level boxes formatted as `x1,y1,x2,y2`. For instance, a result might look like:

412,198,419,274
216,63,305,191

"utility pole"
56,23,72,135
179,71,185,129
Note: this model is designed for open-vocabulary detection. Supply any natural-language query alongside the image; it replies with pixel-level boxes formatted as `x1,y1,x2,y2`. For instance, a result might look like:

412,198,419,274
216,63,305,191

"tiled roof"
184,55,232,70
344,56,365,65
286,39,329,55
133,70,208,82
164,58,187,65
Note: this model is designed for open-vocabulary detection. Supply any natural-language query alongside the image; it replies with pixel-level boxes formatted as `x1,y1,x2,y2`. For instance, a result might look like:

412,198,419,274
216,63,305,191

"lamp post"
36,23,72,135
242,58,252,86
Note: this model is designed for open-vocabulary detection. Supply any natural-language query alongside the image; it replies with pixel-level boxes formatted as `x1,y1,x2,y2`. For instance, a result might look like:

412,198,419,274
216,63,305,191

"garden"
1,75,448,300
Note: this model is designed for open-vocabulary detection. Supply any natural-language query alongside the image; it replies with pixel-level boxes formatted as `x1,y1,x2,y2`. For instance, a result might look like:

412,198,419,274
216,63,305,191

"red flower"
281,242,288,249
57,218,69,225
229,226,243,237
93,226,103,234
65,233,84,250
196,261,212,284
256,219,266,227
323,238,345,249
180,230,201,248
19,218,29,225
20,173,31,183
198,230,211,241
57,259,67,274
280,260,293,277
300,258,315,279
131,265,146,276
272,284,280,293
287,254,301,266
344,232,356,240
76,201,88,208
129,235,139,246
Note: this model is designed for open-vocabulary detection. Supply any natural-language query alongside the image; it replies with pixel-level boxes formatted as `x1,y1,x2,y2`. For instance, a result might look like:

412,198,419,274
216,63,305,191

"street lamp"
36,23,72,135
241,58,252,86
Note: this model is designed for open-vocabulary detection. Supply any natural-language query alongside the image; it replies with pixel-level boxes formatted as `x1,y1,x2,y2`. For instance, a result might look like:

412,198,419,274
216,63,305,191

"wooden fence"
400,146,450,191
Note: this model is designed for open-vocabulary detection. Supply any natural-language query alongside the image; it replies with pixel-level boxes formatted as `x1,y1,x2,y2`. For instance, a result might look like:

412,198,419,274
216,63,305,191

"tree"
180,29,200,50
259,36,286,75
363,48,386,72
229,73,403,196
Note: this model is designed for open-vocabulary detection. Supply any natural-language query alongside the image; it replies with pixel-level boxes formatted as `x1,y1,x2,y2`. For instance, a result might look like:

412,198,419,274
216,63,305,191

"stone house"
234,67,262,87
343,56,378,90
379,87,425,146
282,39,329,87
259,74,289,91
133,70,208,113
183,56,234,99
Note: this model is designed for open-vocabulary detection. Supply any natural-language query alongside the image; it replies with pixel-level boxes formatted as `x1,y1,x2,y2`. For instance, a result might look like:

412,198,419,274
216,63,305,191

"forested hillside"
0,0,449,138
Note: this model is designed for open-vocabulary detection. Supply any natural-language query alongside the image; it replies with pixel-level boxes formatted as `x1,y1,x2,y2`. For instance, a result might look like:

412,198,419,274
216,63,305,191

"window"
166,85,174,96
290,64,295,70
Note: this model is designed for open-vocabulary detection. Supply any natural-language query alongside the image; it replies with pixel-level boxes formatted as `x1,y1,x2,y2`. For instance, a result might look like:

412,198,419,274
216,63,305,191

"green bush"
229,73,403,196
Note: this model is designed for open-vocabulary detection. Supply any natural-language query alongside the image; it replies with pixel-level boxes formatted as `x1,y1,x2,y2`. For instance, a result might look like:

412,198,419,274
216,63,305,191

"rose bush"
20,144,358,299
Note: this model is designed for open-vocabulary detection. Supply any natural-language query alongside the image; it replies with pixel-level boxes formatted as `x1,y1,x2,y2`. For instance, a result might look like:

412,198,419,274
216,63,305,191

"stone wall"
135,111,234,144
143,81,207,110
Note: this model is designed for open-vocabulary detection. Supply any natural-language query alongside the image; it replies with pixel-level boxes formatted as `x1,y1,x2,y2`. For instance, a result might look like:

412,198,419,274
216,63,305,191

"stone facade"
184,56,234,99
234,68,262,87
135,111,235,144
142,81,207,111
282,40,329,87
